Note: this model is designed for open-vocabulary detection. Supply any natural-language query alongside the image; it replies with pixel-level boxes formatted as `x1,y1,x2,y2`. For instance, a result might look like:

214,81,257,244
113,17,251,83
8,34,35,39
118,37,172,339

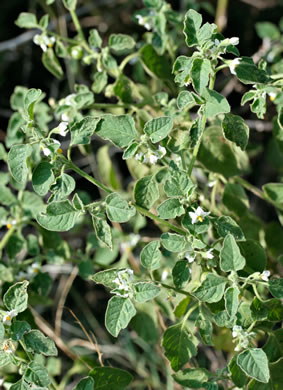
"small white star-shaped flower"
189,207,210,224
42,147,51,156
206,248,214,259
3,310,17,326
58,121,68,136
229,37,239,46
232,325,242,338
185,251,196,263
260,270,270,282
229,58,241,75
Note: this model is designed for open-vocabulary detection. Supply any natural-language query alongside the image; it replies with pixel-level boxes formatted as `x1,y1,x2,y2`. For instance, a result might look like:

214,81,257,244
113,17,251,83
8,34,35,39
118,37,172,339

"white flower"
161,269,169,281
61,112,70,122
157,145,166,158
28,263,40,276
42,147,51,156
268,92,277,102
185,251,196,263
65,94,76,106
206,248,214,259
128,234,140,248
189,207,210,224
234,344,241,352
229,37,239,46
232,325,242,338
214,39,220,46
229,58,241,75
261,270,270,282
149,153,158,165
136,15,145,25
58,121,68,136
3,310,17,326
113,269,134,292
144,23,151,30
135,152,144,161
33,34,55,52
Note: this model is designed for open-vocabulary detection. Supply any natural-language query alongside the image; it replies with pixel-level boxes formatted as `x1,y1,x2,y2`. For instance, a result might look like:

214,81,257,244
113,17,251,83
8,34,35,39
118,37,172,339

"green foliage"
1,2,282,388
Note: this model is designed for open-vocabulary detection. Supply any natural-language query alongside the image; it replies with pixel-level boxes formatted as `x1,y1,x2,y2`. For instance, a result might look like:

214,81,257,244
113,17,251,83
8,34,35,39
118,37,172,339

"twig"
55,267,78,337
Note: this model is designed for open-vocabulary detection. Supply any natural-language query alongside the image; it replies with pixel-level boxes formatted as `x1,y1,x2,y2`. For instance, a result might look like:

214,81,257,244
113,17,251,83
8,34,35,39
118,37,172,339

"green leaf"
196,318,213,345
220,234,246,272
239,240,266,274
50,173,76,201
92,216,113,249
32,162,55,196
0,351,12,368
36,200,80,232
4,281,29,313
130,311,159,344
229,355,249,388
235,57,271,85
24,362,51,387
11,321,31,341
225,286,240,318
105,296,136,337
263,183,283,208
91,269,126,289
8,144,32,184
157,198,185,219
183,9,202,47
15,12,38,28
177,91,196,110
0,323,4,342
269,278,283,298
256,22,280,40
193,274,226,303
105,193,136,223
24,329,58,356
89,367,133,389
24,88,42,119
140,240,161,270
190,58,212,94
0,185,17,206
162,322,198,371
172,260,190,289
143,116,173,143
202,88,230,118
92,71,107,93
113,74,133,104
97,145,120,190
161,232,187,253
173,368,212,388
134,175,159,209
223,183,249,216
222,113,249,150
42,48,64,79
73,377,94,390
140,44,172,81
237,348,270,383
96,114,137,148
164,162,194,197
89,29,102,49
216,216,245,240
62,0,77,11
70,117,100,146
198,126,250,178
109,34,135,54
133,282,161,303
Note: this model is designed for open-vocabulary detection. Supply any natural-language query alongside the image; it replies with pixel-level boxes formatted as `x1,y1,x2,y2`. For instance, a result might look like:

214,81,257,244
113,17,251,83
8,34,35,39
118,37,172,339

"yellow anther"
6,223,12,229
6,316,11,321
57,148,63,154
269,95,275,102
197,216,203,222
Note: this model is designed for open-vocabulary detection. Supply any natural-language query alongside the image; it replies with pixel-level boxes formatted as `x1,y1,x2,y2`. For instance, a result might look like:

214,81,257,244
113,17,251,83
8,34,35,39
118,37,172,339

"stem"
182,303,199,325
62,156,190,236
119,52,139,71
69,9,85,42
64,158,112,194
133,204,187,236
160,282,191,297
187,113,206,177
0,226,16,253
234,176,283,212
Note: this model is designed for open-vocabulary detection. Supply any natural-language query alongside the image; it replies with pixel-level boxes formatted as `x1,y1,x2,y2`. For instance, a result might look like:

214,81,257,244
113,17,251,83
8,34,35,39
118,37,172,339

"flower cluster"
232,325,255,351
16,263,41,281
112,269,134,298
135,146,166,165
